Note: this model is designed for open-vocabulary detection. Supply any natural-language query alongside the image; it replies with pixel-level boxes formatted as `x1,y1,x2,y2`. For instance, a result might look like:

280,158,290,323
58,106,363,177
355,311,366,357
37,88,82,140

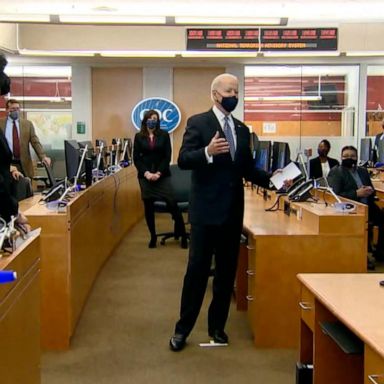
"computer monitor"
254,141,271,172
78,140,94,157
250,132,259,157
64,140,80,182
360,138,372,163
271,142,291,172
121,138,132,164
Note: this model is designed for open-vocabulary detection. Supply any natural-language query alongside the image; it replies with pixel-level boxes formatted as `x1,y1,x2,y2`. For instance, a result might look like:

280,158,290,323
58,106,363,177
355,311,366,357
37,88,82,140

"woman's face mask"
146,119,157,130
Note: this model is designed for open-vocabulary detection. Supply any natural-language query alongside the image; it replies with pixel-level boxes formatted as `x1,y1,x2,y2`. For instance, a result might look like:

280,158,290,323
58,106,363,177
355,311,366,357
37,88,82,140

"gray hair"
210,73,238,102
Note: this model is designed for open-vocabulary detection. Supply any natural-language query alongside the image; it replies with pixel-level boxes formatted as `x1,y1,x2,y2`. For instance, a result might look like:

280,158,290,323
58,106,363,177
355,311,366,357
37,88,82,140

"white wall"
71,65,92,141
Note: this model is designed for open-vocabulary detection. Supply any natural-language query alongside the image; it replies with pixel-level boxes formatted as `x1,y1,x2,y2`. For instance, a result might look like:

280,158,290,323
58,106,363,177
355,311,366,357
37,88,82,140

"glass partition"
0,65,72,178
244,65,359,165
366,65,384,137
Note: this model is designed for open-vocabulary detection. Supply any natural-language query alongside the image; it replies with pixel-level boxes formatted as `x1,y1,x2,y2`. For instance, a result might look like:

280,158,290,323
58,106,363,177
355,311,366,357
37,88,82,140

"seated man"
328,145,384,264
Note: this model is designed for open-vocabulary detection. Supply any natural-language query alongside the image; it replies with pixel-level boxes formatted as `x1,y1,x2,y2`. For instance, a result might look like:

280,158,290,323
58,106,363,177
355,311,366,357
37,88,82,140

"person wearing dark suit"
169,73,272,351
309,139,339,179
374,119,384,152
327,145,384,265
0,129,30,232
0,98,50,179
0,129,18,222
133,109,187,249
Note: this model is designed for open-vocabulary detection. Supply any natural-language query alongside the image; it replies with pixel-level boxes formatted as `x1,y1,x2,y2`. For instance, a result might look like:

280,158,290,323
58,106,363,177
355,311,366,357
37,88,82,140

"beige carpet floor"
42,216,297,384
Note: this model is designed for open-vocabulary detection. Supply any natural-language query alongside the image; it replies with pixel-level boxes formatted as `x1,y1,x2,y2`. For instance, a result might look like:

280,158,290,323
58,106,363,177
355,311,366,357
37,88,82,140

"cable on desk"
265,194,284,212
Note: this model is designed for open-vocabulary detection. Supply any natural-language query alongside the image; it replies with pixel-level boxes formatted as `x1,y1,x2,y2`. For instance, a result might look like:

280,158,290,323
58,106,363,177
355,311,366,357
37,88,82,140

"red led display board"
186,28,337,51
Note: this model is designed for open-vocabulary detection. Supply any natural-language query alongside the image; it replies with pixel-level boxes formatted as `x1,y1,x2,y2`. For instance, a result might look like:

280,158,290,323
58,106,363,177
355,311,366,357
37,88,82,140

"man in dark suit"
309,139,339,179
169,73,271,351
374,119,384,152
328,145,384,265
0,129,18,222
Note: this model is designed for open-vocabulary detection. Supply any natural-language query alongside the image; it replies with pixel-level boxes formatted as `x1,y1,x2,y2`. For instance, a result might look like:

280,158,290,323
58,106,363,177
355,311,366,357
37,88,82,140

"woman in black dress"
133,109,187,248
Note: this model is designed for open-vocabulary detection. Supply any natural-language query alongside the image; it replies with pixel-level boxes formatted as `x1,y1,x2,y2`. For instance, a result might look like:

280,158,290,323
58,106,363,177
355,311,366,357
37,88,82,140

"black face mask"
220,96,238,113
318,150,328,157
342,158,357,168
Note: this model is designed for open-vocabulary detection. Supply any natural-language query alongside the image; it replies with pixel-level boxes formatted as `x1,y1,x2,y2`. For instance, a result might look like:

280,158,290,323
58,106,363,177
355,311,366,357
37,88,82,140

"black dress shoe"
209,330,228,344
169,333,187,351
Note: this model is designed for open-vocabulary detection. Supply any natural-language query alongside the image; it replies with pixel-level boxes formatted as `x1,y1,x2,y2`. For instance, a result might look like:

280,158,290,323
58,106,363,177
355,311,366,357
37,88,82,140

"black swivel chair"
154,164,191,245
33,161,61,192
12,176,33,201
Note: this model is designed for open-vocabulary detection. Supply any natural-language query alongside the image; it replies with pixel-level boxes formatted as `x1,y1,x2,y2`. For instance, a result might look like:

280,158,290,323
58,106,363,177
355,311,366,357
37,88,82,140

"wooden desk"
241,188,367,349
20,167,143,350
0,233,41,384
297,273,384,384
371,180,384,209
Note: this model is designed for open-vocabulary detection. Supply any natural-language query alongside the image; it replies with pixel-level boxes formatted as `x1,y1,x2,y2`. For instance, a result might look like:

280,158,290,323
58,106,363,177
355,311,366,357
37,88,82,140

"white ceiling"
1,0,384,25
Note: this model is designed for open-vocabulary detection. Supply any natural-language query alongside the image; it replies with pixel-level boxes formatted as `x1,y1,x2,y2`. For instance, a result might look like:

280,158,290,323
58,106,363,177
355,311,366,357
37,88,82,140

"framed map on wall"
26,110,72,149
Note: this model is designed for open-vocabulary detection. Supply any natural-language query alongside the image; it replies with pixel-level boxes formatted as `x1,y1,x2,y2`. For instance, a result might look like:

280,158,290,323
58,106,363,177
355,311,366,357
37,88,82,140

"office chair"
12,176,33,201
33,161,61,191
154,164,191,246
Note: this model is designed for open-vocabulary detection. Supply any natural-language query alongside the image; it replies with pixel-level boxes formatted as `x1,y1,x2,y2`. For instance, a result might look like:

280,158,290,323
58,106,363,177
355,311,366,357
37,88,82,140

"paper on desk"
270,162,302,190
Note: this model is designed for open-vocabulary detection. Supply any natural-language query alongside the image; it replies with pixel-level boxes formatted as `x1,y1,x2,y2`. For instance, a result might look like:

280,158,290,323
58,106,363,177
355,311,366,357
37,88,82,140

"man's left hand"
42,156,51,167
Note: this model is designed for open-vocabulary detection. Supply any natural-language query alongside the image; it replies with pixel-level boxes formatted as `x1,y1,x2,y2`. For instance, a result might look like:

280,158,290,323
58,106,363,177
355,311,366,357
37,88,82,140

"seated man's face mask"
341,158,357,168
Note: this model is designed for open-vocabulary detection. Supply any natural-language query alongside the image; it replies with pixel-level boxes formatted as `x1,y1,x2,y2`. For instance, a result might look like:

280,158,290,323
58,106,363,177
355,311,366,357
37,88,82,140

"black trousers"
175,219,242,337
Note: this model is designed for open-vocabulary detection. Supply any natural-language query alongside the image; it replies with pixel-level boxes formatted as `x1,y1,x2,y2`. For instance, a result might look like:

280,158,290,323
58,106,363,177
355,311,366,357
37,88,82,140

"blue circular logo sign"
131,97,181,133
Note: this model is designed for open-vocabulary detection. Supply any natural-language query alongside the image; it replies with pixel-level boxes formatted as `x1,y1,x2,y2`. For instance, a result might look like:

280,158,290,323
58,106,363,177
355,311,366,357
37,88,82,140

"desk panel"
298,274,384,384
242,188,367,348
0,234,41,384
21,167,143,349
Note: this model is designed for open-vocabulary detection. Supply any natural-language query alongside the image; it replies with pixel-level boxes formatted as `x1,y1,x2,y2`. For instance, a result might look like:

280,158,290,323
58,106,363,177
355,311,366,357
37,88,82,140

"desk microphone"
315,186,356,212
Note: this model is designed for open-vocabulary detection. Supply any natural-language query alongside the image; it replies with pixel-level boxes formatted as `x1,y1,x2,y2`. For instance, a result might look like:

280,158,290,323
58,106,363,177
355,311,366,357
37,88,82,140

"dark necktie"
223,116,235,160
12,121,21,160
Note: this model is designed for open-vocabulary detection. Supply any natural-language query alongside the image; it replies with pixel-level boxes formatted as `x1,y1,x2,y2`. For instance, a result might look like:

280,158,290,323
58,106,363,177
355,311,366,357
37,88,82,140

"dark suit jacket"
327,165,374,204
374,132,384,151
0,117,46,178
0,130,18,221
309,156,339,179
133,130,172,179
178,109,270,226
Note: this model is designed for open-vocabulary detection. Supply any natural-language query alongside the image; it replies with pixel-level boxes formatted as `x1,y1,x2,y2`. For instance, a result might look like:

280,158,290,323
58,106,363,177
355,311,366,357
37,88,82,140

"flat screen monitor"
360,138,372,163
254,141,271,172
121,138,132,163
64,140,80,181
78,140,94,158
271,142,291,172
95,138,107,148
250,132,259,156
